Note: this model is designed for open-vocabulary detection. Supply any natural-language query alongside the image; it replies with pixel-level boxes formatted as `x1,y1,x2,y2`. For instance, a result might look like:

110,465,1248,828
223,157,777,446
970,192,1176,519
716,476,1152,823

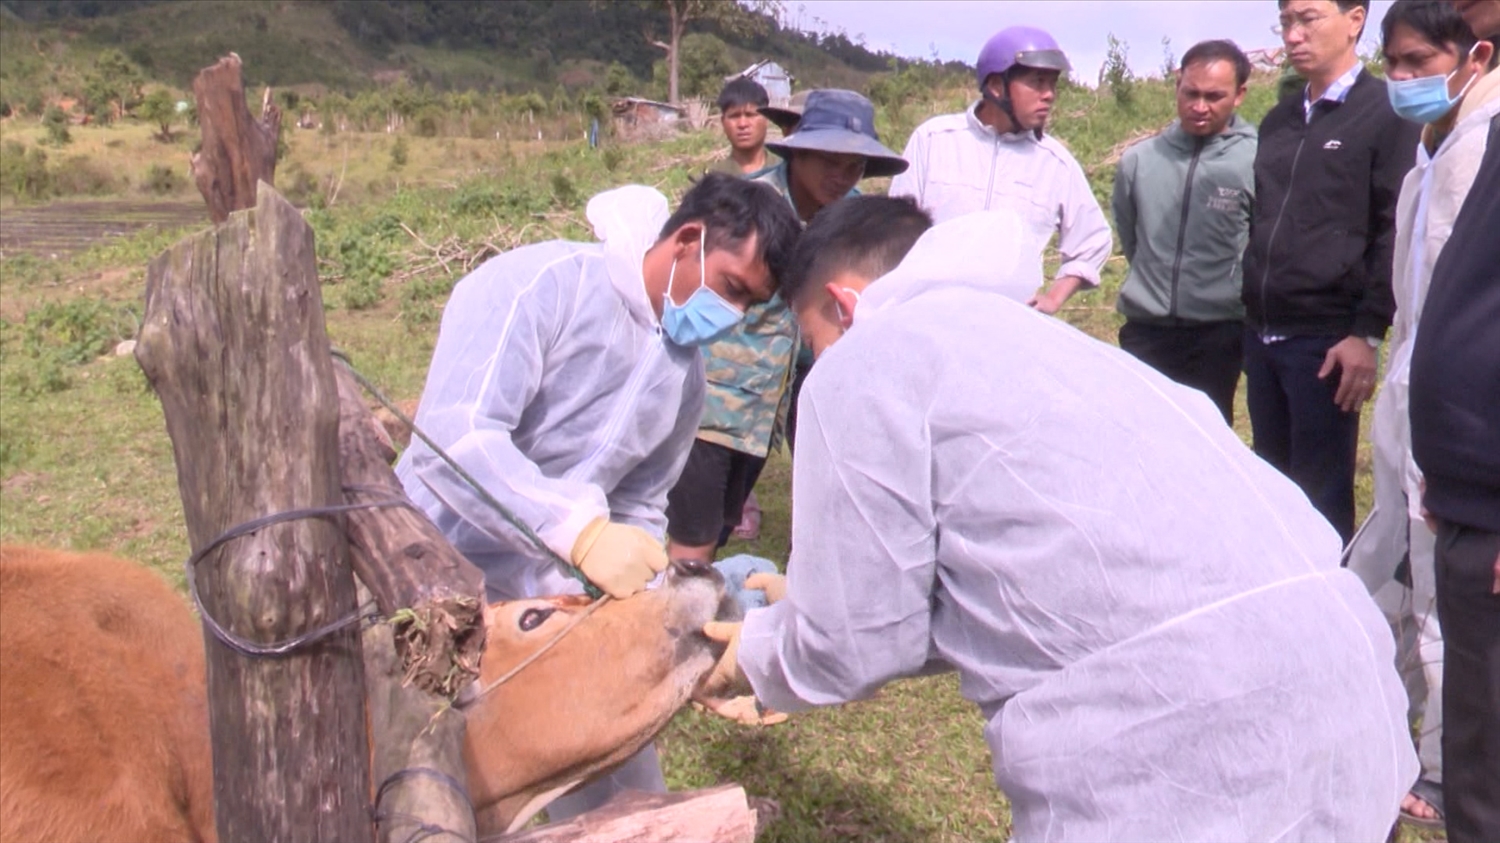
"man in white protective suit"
698,196,1418,842
395,173,800,818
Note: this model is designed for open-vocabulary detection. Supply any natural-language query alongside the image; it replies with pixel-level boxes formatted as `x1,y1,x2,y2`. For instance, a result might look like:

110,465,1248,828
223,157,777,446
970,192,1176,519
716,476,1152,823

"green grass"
0,73,1426,840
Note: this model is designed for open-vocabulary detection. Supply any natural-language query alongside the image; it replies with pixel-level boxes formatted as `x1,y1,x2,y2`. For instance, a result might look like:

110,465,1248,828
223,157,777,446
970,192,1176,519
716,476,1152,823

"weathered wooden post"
135,182,374,842
136,52,487,843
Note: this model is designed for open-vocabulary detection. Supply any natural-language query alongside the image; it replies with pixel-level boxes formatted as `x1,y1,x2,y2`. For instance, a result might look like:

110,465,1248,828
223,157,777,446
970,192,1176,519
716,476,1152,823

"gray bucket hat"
763,89,908,178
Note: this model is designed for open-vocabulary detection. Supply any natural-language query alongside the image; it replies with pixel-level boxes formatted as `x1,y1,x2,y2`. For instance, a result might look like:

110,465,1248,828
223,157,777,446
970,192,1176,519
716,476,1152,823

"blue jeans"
1243,330,1359,543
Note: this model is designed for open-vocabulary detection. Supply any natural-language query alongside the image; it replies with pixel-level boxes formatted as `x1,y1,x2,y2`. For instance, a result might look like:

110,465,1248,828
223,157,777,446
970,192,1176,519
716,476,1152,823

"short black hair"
717,78,769,113
1381,0,1478,57
1277,0,1370,12
1181,39,1253,87
780,196,933,306
1278,0,1371,37
660,172,801,289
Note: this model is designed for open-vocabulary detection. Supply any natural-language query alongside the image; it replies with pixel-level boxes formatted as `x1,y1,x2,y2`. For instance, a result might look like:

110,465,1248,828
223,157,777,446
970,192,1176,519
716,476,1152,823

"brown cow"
0,545,737,842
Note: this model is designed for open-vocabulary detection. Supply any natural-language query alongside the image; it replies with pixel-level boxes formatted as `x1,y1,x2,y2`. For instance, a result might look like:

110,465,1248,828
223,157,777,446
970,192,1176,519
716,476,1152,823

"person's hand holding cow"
694,570,788,725
570,517,670,598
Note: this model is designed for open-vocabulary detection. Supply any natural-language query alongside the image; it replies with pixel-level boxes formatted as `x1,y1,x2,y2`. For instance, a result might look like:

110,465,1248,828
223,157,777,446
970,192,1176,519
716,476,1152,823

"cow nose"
670,557,714,578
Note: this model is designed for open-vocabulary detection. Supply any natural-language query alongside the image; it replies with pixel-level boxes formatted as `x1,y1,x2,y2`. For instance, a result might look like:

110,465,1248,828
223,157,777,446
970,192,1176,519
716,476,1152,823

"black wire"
185,496,414,658
373,766,476,843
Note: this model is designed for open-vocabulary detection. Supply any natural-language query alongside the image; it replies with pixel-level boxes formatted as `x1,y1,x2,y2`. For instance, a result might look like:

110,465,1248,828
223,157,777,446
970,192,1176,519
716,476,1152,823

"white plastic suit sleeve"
411,262,610,563
1054,153,1112,288
739,351,939,712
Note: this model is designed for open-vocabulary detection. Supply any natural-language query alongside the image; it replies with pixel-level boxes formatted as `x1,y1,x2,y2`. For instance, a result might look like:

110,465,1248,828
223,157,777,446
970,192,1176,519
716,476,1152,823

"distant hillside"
0,0,954,110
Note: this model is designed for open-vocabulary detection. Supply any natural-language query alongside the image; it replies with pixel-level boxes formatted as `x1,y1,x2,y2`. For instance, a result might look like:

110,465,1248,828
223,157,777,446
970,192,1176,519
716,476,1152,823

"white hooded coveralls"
395,186,699,814
1344,71,1500,785
395,186,703,601
737,216,1416,842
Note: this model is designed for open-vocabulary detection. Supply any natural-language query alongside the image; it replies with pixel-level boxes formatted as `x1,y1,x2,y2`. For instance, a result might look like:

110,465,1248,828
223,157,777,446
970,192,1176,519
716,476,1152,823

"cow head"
462,558,740,833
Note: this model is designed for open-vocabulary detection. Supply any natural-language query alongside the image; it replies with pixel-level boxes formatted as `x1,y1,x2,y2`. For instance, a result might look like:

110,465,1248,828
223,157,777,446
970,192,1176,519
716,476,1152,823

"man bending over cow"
396,173,799,817
700,196,1417,841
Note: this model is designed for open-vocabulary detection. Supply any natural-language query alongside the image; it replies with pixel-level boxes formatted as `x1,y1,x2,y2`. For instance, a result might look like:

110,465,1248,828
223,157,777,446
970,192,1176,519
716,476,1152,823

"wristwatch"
1363,336,1382,349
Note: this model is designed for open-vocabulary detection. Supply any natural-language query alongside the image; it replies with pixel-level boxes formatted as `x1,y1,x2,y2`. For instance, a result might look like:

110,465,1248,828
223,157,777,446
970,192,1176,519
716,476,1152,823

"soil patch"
1,200,208,259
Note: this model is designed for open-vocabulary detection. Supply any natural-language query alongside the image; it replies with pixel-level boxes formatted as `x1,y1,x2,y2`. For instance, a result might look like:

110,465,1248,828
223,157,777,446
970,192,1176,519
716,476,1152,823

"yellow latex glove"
744,572,786,604
699,620,750,699
569,517,669,598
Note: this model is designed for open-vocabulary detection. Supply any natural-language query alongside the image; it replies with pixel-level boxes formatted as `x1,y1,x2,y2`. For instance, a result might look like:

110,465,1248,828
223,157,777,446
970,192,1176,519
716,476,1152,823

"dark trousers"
1242,330,1359,543
1118,319,1243,425
1434,520,1500,843
664,439,766,548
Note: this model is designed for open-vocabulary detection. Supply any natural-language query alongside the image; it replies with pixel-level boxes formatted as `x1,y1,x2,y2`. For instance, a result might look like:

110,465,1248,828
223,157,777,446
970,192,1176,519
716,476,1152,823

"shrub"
1104,34,1136,109
53,155,119,197
549,172,578,208
42,106,72,146
602,146,626,172
281,162,318,205
21,298,140,367
1,142,52,200
141,163,182,195
389,135,409,170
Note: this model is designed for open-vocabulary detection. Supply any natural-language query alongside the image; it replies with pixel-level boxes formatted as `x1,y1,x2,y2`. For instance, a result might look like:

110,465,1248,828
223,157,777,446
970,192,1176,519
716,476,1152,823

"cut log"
190,53,280,223
335,364,486,697
134,182,372,842
491,786,757,843
363,583,476,843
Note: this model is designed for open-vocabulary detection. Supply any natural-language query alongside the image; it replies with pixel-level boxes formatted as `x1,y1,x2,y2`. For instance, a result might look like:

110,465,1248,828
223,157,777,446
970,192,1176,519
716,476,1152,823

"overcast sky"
788,0,1397,84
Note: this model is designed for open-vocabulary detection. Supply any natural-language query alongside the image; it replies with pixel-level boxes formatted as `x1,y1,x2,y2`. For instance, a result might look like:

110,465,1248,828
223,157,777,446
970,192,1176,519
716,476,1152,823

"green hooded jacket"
1111,115,1257,323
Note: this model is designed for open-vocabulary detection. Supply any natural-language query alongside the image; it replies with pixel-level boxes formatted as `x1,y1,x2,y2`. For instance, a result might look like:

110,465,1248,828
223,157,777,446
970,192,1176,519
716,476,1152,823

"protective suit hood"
860,208,1039,315
586,184,671,329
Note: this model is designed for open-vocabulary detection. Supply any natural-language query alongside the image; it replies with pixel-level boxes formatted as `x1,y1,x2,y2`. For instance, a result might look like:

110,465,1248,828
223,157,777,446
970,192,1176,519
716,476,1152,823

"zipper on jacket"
1169,137,1205,318
1257,122,1308,335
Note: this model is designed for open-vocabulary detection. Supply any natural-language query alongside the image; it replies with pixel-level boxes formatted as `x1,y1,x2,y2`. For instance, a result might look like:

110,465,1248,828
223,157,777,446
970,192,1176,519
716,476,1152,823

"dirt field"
0,200,208,260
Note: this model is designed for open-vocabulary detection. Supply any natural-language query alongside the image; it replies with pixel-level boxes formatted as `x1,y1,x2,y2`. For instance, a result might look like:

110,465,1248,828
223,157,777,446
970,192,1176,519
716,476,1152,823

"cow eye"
517,608,555,632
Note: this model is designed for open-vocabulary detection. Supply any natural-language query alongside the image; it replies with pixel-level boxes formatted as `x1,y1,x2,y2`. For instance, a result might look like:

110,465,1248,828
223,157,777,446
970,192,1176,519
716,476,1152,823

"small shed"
725,60,792,107
611,97,686,142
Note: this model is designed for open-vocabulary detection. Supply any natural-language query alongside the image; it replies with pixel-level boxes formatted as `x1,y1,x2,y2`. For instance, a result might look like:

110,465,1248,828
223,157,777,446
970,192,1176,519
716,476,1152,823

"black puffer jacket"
1242,69,1420,339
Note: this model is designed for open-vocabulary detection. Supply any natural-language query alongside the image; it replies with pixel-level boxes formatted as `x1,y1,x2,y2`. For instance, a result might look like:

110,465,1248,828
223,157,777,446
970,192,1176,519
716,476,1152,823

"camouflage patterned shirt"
692,160,805,456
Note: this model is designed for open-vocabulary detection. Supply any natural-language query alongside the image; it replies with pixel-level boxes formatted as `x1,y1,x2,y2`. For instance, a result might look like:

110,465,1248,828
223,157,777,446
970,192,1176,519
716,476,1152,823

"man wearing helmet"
889,26,1112,315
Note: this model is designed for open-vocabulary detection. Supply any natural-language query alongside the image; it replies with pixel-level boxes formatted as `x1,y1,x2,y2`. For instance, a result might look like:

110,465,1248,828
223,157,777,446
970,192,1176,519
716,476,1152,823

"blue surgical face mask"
1387,47,1480,125
660,233,744,347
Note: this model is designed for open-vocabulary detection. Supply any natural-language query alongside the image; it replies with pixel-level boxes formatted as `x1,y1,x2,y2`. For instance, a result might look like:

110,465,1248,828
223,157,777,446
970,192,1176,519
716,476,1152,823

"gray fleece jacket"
1111,115,1257,323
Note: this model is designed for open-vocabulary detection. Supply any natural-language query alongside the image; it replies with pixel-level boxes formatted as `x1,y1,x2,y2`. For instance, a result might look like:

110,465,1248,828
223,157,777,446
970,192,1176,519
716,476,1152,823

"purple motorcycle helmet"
975,26,1072,138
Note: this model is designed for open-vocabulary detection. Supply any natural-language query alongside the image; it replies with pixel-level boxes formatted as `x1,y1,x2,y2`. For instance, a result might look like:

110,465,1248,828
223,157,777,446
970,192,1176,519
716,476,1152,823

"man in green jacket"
1111,40,1257,424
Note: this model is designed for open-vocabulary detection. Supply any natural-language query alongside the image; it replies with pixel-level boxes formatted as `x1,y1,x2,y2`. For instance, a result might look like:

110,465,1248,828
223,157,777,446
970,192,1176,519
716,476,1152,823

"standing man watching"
1242,0,1420,542
665,90,907,565
1409,0,1500,839
890,26,1112,313
396,174,800,817
1112,39,1257,424
1347,0,1498,829
711,78,777,176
